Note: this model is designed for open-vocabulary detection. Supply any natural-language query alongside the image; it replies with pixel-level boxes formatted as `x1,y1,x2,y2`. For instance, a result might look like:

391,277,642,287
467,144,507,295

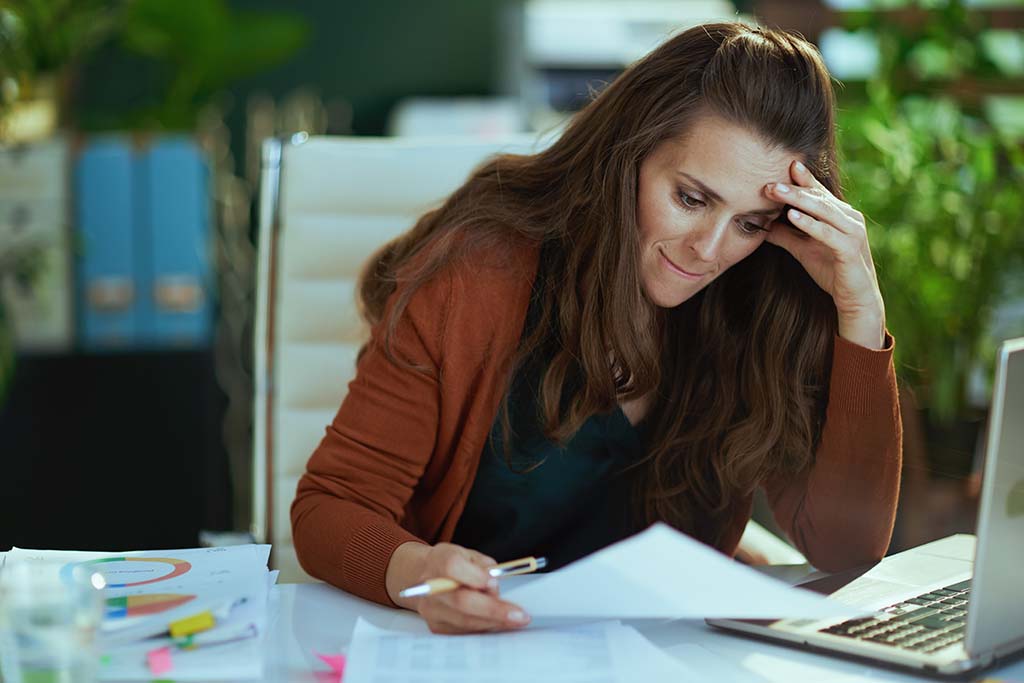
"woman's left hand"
764,160,886,350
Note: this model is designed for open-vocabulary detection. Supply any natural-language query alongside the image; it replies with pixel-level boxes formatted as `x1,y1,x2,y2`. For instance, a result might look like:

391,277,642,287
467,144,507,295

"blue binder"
136,137,214,348
74,137,138,349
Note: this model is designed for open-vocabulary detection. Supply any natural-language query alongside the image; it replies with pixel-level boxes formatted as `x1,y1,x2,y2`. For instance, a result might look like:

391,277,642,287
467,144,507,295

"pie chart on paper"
104,593,196,619
64,557,192,588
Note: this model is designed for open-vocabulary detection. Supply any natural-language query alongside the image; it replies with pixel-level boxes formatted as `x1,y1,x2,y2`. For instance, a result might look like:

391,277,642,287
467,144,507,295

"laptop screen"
965,337,1024,657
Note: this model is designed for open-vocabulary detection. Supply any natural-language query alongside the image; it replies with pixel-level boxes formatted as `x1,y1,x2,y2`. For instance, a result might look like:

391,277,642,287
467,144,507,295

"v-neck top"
450,352,645,570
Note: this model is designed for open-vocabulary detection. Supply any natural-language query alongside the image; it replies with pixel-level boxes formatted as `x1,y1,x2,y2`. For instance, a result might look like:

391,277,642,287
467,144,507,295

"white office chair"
253,133,554,581
252,132,806,582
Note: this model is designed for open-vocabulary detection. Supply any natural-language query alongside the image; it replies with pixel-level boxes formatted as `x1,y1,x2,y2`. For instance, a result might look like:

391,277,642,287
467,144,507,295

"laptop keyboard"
819,579,971,655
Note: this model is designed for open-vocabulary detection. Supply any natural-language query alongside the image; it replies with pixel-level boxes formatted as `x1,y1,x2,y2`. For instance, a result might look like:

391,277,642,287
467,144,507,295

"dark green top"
450,353,645,571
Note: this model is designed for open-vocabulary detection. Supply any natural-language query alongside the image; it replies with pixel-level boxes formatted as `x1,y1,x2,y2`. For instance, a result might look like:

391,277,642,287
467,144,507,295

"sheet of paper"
504,523,864,619
100,572,269,646
817,576,918,610
8,546,271,642
738,520,809,565
5,545,272,680
811,552,972,611
342,617,697,683
6,544,272,582
908,533,975,561
862,551,972,588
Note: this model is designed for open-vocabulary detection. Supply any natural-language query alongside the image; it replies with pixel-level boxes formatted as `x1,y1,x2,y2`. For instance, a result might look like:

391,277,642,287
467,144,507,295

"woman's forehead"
652,117,797,200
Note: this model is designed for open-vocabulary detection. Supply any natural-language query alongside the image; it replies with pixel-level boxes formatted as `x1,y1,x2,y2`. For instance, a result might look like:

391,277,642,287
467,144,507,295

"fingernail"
795,161,806,173
488,578,499,590
508,610,529,623
775,183,790,194
789,208,802,220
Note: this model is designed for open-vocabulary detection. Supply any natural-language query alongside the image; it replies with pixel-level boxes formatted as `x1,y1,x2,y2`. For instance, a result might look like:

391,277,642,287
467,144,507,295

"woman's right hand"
386,541,532,634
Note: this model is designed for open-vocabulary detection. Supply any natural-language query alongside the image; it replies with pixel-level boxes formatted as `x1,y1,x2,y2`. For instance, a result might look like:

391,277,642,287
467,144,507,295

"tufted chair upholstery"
253,134,552,581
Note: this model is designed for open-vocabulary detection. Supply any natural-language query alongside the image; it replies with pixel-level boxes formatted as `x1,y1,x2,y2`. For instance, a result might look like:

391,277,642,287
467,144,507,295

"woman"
291,22,902,634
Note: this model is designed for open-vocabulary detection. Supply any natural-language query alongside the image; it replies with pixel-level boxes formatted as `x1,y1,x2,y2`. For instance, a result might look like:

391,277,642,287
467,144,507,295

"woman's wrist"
385,541,431,609
837,311,885,350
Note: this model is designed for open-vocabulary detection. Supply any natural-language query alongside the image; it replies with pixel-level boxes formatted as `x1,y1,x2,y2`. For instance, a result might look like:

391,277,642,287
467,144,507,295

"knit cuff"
343,516,426,607
828,331,896,416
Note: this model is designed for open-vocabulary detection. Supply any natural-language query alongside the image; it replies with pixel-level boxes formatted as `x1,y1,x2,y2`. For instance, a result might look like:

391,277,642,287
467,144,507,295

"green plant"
119,0,308,130
837,0,1024,425
0,0,120,107
0,0,120,74
0,0,119,397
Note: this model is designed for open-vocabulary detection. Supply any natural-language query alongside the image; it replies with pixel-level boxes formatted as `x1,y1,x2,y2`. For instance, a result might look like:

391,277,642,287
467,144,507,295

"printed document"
342,617,697,683
503,523,864,619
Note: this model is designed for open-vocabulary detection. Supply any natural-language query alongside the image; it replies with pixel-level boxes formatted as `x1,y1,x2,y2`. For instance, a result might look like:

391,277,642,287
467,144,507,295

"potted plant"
0,1,114,406
835,0,1024,545
114,0,308,131
0,0,121,142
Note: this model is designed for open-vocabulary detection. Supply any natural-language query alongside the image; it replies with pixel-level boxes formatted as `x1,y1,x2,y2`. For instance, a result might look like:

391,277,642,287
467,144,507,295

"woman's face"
636,114,797,308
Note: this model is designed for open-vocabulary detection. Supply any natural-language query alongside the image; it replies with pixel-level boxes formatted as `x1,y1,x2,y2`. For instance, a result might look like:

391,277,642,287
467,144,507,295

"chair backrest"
253,133,552,581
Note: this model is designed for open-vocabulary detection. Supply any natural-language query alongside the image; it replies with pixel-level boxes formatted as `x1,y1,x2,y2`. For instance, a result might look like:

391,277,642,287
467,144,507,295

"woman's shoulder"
447,236,541,305
391,236,540,366
442,237,540,344
391,234,540,311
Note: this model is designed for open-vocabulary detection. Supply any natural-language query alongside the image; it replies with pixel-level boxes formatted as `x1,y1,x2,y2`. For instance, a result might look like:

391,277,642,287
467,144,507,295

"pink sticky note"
146,646,173,676
314,651,346,675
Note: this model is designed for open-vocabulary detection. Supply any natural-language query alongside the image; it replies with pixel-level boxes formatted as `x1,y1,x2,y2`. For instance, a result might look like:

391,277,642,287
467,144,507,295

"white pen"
398,556,548,598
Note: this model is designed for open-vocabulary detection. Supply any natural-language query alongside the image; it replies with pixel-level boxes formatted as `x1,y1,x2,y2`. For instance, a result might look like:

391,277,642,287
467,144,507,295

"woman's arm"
290,242,540,610
763,333,903,571
290,269,452,605
759,160,903,571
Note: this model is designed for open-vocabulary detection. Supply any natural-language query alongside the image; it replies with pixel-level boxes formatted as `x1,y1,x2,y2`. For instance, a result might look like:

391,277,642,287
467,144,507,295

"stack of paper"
342,617,699,683
4,545,277,680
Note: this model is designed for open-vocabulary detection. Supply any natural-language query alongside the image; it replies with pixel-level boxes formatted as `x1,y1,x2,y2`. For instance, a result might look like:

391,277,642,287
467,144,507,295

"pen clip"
489,556,547,577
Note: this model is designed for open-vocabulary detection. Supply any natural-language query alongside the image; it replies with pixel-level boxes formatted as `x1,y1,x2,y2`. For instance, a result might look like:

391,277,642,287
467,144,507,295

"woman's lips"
659,249,706,280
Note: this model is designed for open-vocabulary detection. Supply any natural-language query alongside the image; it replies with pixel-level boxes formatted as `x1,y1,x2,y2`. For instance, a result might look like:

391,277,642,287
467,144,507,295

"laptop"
709,336,1024,677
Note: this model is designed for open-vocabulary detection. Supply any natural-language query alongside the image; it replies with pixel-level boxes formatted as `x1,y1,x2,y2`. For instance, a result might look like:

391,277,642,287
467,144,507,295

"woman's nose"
689,221,728,263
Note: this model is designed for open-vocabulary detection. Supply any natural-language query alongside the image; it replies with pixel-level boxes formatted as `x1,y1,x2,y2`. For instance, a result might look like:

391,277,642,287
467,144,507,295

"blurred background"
0,0,1021,564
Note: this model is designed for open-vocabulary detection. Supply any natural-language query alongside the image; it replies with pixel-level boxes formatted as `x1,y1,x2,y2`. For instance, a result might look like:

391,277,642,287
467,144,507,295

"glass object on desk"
0,560,105,683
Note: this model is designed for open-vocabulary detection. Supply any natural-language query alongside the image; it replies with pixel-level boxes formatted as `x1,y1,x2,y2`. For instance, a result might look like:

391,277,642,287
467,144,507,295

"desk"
2,548,1018,681
263,581,1024,682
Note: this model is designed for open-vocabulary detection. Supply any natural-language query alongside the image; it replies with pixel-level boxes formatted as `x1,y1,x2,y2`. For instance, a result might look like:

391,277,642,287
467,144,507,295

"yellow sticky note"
169,610,215,638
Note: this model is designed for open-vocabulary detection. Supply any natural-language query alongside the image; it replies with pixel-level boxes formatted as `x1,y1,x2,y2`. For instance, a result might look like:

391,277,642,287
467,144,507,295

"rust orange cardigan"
291,243,903,606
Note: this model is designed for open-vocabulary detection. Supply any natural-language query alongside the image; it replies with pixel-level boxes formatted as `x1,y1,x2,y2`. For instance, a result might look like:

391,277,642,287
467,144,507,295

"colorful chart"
104,593,196,619
64,557,192,587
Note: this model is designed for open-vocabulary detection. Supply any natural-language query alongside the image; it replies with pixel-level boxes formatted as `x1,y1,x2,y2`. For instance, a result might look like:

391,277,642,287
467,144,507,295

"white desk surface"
3,551,1021,681
263,579,1024,683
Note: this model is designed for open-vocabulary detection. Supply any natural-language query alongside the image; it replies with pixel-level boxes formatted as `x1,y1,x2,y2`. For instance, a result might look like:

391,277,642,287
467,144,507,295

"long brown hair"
359,22,841,545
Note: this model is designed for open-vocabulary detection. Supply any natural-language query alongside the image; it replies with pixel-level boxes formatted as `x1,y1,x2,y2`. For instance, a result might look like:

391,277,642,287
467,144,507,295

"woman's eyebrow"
677,172,782,216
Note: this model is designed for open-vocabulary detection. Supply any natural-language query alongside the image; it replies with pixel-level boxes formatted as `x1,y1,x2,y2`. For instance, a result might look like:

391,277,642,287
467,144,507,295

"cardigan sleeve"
290,269,452,605
763,332,903,572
